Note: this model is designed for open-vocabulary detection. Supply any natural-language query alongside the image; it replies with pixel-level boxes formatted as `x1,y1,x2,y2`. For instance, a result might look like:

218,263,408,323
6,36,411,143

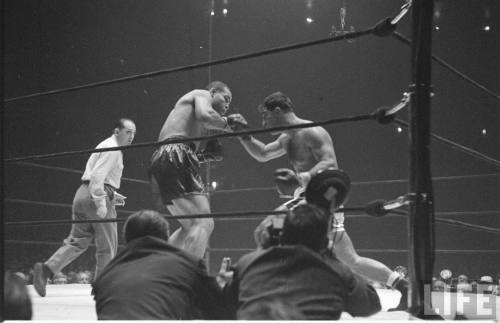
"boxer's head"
258,92,293,132
282,203,329,252
207,80,232,115
123,210,170,243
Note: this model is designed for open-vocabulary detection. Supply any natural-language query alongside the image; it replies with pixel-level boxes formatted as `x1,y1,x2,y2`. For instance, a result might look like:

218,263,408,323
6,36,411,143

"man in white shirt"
33,118,136,297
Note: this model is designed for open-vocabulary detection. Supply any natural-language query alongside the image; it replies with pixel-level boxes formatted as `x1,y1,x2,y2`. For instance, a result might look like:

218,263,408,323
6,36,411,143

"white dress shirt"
81,135,123,204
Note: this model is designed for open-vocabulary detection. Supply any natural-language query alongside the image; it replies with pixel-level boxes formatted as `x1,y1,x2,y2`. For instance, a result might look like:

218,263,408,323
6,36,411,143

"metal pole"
0,0,5,316
408,0,436,318
204,0,216,273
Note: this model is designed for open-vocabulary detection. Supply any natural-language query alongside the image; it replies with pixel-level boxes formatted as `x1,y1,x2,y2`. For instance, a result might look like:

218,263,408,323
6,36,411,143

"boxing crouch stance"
149,81,247,258
238,91,408,311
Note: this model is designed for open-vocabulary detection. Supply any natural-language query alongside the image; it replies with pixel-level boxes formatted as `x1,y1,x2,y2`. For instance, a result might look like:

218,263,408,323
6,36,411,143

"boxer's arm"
239,136,286,162
303,127,338,177
194,93,231,131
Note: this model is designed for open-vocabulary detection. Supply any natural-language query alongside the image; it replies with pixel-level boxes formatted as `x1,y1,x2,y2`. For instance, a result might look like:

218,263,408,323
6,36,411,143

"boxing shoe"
33,262,52,297
388,276,409,311
388,278,444,320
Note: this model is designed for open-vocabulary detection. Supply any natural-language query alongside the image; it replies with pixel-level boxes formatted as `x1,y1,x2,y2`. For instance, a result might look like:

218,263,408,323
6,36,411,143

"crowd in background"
5,255,499,295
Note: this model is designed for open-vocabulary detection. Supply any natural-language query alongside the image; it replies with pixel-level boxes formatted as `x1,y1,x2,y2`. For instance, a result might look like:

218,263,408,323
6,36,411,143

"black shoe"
416,302,445,320
388,278,409,311
388,292,408,311
33,263,49,297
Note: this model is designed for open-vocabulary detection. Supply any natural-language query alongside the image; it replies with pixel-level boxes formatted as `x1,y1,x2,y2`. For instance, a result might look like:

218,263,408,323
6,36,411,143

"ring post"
408,0,436,318
1,0,5,315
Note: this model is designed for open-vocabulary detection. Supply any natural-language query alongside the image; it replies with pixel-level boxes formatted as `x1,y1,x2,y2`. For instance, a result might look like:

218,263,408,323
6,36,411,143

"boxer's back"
282,125,336,173
158,90,210,147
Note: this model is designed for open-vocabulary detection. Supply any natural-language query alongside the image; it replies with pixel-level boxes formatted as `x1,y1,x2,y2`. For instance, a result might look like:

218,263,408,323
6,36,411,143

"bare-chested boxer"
149,81,246,258
238,91,409,311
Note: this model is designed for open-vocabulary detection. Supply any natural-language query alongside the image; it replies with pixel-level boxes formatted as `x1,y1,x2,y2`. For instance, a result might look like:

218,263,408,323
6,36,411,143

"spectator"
456,274,472,293
477,275,495,294
52,272,68,284
67,271,78,284
92,210,228,320
432,278,446,292
14,271,27,282
4,271,33,320
222,204,381,320
76,271,92,284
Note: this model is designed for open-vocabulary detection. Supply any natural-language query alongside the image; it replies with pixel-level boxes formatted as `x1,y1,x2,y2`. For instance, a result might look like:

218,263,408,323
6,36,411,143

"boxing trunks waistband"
160,136,196,152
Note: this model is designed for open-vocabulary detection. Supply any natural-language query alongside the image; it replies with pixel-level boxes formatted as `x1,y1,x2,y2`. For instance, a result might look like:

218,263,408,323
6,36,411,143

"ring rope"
394,118,500,168
3,19,392,104
4,210,289,226
434,218,500,235
435,210,499,217
13,158,500,187
206,247,500,254
4,207,383,227
389,211,500,235
5,240,499,255
6,198,498,219
6,109,499,171
14,162,149,184
4,198,135,215
213,172,500,194
4,28,498,106
5,205,500,235
392,31,500,102
3,111,381,162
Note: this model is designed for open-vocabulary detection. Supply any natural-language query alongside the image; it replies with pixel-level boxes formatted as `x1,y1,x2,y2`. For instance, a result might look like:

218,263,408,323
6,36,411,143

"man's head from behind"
123,210,170,243
4,271,33,320
282,203,329,252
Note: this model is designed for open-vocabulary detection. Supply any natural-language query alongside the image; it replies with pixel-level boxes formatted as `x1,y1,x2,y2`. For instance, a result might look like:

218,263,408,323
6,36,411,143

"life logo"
424,284,499,320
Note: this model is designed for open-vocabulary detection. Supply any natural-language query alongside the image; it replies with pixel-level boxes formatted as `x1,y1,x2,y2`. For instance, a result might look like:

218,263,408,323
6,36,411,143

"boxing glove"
274,168,300,197
226,113,248,131
197,139,224,163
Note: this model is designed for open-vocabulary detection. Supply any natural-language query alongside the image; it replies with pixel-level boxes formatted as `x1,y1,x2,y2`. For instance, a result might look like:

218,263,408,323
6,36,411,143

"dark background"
3,0,499,279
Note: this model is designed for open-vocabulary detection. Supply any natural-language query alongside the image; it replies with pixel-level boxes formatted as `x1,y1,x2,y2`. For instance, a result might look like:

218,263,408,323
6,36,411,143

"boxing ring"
3,0,500,320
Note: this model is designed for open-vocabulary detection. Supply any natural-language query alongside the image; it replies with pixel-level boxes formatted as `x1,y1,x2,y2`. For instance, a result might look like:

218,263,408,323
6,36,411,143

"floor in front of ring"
25,284,499,321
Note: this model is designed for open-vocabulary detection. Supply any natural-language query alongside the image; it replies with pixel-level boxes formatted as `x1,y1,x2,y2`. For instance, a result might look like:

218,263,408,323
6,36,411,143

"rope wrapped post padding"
407,0,436,317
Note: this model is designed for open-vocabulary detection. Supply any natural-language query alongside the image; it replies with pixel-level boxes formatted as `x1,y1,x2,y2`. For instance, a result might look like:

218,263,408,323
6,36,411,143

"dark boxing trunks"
149,141,206,204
